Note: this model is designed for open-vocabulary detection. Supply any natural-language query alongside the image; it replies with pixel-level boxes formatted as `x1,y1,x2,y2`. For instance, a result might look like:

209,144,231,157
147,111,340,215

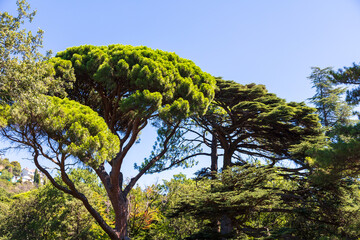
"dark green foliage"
276,175,360,239
163,167,360,239
331,62,360,105
312,123,360,178
33,169,40,185
215,79,321,163
196,78,322,169
309,67,352,127
146,78,323,174
297,66,360,238
170,165,286,239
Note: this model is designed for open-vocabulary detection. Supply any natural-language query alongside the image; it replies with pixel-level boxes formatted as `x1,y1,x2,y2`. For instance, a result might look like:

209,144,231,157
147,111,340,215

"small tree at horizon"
33,169,40,185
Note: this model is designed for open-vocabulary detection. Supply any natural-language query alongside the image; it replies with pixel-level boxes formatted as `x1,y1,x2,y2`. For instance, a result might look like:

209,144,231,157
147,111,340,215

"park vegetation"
1,1,360,239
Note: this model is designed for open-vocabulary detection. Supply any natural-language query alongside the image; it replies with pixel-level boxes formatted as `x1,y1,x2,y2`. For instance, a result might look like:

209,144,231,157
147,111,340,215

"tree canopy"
1,41,216,239
2,1,360,239
205,78,322,168
54,45,215,131
150,78,322,174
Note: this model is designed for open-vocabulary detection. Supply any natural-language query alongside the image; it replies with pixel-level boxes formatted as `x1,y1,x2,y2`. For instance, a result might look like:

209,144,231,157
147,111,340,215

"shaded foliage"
331,62,360,105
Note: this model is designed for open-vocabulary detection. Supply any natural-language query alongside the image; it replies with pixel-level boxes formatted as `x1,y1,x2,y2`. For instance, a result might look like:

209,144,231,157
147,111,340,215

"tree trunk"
223,150,233,169
113,193,130,240
220,214,233,239
210,133,218,179
221,149,233,239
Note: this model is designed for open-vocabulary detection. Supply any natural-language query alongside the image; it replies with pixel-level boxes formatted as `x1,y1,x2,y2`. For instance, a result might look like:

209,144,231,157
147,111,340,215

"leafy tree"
0,187,12,222
9,161,21,177
0,158,10,169
309,67,352,128
289,66,360,238
128,186,163,239
0,4,215,238
205,79,321,169
165,164,360,239
311,123,360,179
1,43,216,239
0,169,13,181
0,158,21,177
0,0,75,133
0,0,73,106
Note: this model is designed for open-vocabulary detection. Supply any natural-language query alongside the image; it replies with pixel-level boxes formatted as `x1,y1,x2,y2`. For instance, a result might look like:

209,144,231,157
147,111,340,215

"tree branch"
123,121,180,196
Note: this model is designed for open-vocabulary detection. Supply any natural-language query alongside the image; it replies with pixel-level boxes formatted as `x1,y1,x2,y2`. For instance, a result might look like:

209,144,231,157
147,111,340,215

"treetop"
53,45,216,130
4,95,119,168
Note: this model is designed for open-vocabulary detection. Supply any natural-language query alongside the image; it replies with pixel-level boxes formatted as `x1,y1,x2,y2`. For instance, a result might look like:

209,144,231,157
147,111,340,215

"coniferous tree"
34,169,40,185
145,78,324,238
331,62,360,105
149,78,322,175
309,67,352,128
1,43,216,239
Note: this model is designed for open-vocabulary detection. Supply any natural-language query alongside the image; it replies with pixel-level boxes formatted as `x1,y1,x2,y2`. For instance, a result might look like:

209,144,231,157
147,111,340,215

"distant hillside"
0,179,36,194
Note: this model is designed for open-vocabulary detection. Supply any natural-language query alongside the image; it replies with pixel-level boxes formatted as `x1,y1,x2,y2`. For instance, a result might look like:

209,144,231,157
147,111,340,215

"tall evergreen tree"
143,78,323,237
309,67,352,128
34,169,40,185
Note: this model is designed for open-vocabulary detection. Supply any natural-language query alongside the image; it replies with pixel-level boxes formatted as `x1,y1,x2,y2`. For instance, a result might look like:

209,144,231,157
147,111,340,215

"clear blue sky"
1,0,360,186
